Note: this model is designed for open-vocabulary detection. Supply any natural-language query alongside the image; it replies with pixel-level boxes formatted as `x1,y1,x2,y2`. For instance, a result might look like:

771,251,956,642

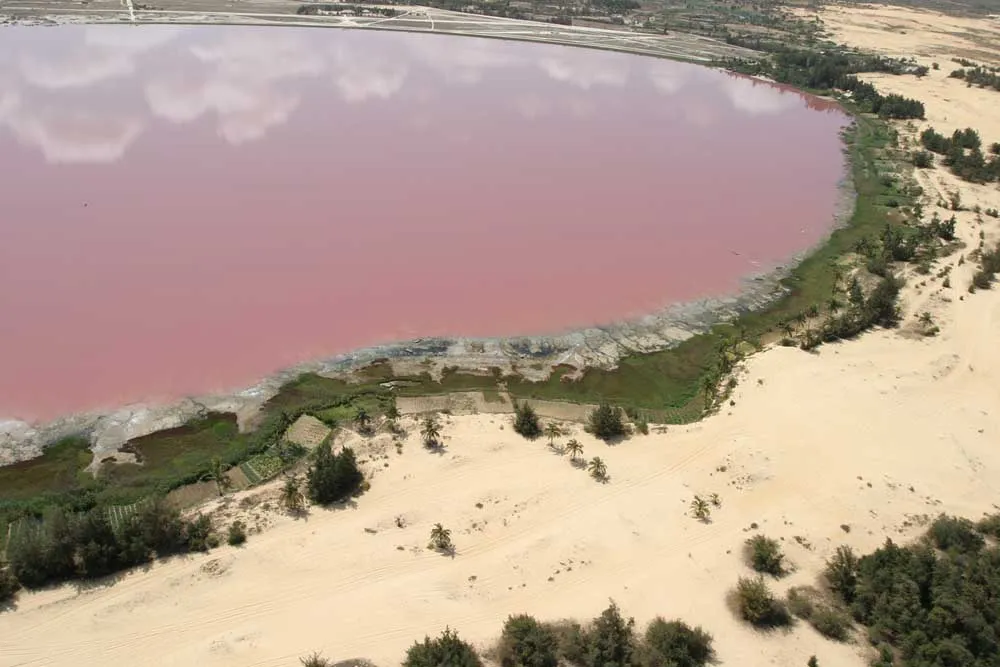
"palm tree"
544,422,562,447
565,439,583,461
421,416,441,448
779,320,795,337
919,311,934,326
354,407,372,435
429,523,453,552
588,457,607,482
205,457,231,496
690,496,711,522
282,475,305,512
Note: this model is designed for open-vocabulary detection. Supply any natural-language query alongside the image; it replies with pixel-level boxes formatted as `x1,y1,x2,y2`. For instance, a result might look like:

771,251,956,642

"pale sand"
4,10,1000,667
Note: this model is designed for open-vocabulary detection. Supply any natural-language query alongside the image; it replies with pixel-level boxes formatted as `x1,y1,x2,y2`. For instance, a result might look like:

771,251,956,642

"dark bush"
227,520,247,546
746,535,785,576
0,567,20,606
977,513,1000,538
184,514,214,552
497,615,559,667
307,445,364,505
641,618,713,667
912,150,934,168
405,628,482,667
588,404,627,442
513,401,542,439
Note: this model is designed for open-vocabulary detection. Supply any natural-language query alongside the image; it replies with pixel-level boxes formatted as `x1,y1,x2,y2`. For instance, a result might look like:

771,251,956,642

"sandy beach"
3,5,1000,667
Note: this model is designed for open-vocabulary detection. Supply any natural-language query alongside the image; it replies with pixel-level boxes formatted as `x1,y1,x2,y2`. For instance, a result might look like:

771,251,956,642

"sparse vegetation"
282,475,306,512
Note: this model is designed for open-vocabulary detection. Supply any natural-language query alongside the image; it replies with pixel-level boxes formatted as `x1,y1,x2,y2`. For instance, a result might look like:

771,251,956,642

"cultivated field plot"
240,449,285,486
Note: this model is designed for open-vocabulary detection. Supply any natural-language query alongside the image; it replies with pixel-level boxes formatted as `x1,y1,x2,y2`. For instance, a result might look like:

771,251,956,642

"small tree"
282,475,305,512
808,657,819,667
565,439,583,461
497,614,559,667
354,407,373,435
205,457,231,496
422,416,442,448
746,535,785,576
405,628,482,667
544,422,563,447
588,457,608,482
824,545,859,603
513,401,542,439
588,403,627,441
690,496,711,522
430,523,453,553
587,601,634,667
733,576,791,628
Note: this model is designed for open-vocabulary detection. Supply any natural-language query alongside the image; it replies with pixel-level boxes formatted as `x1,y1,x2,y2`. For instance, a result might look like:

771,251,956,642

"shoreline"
0,16,856,466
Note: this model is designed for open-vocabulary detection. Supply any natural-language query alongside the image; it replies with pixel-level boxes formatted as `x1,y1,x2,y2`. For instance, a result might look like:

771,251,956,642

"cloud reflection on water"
0,26,830,164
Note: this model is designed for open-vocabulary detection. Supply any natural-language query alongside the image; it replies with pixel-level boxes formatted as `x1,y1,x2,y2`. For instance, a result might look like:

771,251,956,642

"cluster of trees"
412,603,712,667
296,4,399,16
1,500,216,605
303,603,714,667
919,127,1000,183
822,514,1000,667
843,78,925,120
949,66,1000,92
306,445,364,505
723,48,924,118
800,272,902,350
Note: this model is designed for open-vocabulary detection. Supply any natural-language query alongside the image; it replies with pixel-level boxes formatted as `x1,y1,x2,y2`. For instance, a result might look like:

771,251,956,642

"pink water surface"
0,26,849,421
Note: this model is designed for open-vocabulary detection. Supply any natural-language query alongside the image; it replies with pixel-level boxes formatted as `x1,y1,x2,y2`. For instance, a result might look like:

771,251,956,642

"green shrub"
640,618,713,667
227,520,247,546
809,606,851,641
912,150,934,168
927,514,984,553
548,621,587,666
733,576,791,628
496,615,559,667
588,404,627,442
405,628,482,667
184,514,214,552
746,535,785,576
513,401,542,439
300,653,332,667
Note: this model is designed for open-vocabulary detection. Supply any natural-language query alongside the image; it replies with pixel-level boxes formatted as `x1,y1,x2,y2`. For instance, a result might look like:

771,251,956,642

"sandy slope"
4,8,1000,667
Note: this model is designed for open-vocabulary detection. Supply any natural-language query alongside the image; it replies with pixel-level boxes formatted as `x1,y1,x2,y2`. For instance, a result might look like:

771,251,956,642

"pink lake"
0,25,849,421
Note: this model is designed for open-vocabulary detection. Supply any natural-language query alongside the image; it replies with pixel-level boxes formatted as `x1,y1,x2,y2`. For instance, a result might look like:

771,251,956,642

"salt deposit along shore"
2,4,1000,667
